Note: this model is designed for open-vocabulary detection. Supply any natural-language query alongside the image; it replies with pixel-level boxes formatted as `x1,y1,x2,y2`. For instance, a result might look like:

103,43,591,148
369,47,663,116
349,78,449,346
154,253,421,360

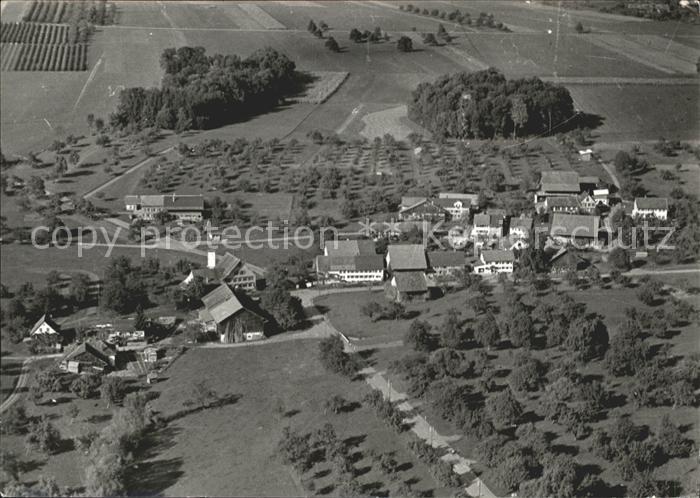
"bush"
318,336,358,376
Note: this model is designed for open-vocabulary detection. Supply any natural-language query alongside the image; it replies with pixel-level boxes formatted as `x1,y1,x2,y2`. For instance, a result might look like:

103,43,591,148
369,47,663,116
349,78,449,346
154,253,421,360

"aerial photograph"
0,0,698,496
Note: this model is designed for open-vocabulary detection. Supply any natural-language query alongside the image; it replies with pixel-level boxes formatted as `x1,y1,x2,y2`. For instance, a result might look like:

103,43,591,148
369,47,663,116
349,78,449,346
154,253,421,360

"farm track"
541,76,700,85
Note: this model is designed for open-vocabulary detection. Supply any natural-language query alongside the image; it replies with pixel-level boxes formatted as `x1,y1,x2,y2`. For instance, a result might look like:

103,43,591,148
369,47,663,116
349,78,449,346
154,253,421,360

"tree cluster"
408,68,576,139
110,47,298,131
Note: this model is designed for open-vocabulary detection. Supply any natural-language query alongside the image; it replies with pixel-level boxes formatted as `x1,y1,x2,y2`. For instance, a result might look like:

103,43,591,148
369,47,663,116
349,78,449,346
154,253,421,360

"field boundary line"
73,52,103,110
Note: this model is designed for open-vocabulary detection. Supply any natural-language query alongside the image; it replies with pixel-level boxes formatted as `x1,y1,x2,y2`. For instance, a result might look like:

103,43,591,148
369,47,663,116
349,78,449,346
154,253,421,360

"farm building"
508,216,533,240
58,341,116,374
535,171,581,203
29,314,61,337
398,197,448,222
545,195,581,214
199,284,269,343
473,250,515,274
386,271,429,302
386,244,428,272
315,239,384,283
182,251,264,291
632,197,668,220
315,254,384,283
471,214,505,240
549,213,602,247
27,315,63,352
437,192,478,219
124,194,205,222
427,251,467,276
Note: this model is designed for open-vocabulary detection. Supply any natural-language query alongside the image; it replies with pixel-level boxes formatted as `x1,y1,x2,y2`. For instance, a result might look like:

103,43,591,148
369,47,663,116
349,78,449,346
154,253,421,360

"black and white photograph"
0,0,698,496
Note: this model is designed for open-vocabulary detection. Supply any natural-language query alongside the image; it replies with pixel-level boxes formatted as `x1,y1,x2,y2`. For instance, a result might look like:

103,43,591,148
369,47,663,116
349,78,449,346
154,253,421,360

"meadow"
144,339,453,497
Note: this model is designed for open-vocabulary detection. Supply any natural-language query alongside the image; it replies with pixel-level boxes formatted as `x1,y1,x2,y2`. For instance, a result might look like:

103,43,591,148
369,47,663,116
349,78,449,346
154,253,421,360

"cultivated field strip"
21,1,73,24
0,22,87,71
0,42,88,71
0,22,69,44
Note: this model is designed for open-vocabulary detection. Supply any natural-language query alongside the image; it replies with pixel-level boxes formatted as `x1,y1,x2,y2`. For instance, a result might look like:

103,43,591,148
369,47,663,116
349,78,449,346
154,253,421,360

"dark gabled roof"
316,254,385,272
400,196,428,208
547,196,580,208
60,342,110,366
540,171,580,193
427,251,466,268
324,239,376,257
393,271,428,293
481,250,515,263
354,255,385,271
201,284,265,324
438,192,478,203
162,194,205,211
634,197,668,210
388,244,428,271
29,314,61,335
549,213,600,238
473,214,503,228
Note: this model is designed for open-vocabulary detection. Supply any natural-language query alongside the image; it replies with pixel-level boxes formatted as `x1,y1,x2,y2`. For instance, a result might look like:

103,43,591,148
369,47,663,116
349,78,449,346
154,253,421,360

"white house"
632,197,668,221
30,314,62,337
315,240,384,283
470,214,503,240
473,250,515,274
508,216,533,240
436,192,478,220
578,149,594,162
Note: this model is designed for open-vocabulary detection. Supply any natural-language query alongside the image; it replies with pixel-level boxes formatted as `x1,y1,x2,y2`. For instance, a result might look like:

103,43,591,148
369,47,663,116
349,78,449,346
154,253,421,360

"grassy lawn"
146,339,453,497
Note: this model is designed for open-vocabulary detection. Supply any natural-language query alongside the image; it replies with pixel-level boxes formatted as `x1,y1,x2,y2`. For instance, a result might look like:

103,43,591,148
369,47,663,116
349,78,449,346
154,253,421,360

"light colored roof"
215,252,242,280
139,195,164,207
400,196,427,208
29,314,60,335
393,271,428,293
540,171,580,193
388,244,427,271
634,197,668,210
427,251,466,268
201,284,244,324
578,149,594,155
481,250,515,263
550,213,600,238
593,188,609,196
124,195,140,205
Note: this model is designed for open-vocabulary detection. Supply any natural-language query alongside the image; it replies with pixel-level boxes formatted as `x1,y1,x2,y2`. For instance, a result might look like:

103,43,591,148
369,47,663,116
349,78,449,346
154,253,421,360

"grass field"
0,243,205,288
0,358,22,403
2,0,697,156
146,340,452,496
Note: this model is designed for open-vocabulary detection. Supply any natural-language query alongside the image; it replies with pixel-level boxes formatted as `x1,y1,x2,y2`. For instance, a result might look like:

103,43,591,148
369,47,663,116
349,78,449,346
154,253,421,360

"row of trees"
408,68,576,139
110,46,299,131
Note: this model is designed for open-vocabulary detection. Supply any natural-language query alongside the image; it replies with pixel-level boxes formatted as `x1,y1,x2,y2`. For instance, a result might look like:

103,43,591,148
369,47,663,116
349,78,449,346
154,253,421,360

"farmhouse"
508,215,533,240
29,314,62,338
473,250,515,274
199,284,269,343
314,239,384,283
535,171,581,203
58,341,116,374
398,197,448,222
124,194,205,222
545,195,581,214
471,214,504,240
386,271,429,302
427,251,467,276
386,244,428,272
550,213,601,247
632,197,668,220
183,251,264,291
436,192,478,219
578,149,594,161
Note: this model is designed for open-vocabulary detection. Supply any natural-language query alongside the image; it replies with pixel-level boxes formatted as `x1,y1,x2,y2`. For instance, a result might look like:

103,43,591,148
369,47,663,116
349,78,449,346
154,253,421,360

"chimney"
207,251,216,269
